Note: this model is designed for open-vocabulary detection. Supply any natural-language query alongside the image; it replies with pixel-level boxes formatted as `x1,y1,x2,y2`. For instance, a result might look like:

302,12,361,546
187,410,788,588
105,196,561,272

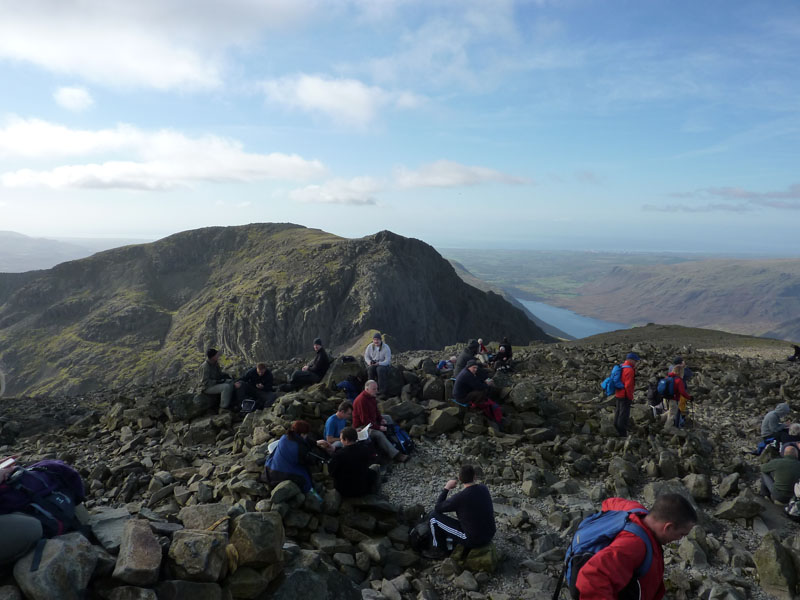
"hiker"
325,427,380,498
235,362,275,411
352,380,409,462
455,339,480,376
760,445,800,504
761,402,792,443
424,464,496,559
493,337,513,371
364,333,392,396
454,360,503,427
263,420,317,492
200,348,235,410
437,355,457,372
788,345,800,362
666,364,693,429
574,493,698,600
0,459,44,565
287,338,330,390
477,338,489,364
323,401,353,448
613,352,639,437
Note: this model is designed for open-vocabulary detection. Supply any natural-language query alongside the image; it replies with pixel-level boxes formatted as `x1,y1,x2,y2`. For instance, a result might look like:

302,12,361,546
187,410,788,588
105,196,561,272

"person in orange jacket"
613,352,639,437
667,364,693,428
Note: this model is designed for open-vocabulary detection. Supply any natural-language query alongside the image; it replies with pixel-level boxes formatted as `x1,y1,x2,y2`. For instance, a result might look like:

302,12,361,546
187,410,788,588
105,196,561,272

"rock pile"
1,330,800,599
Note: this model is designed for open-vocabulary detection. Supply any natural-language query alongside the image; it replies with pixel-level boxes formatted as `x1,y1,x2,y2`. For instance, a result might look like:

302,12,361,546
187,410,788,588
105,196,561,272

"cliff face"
0,223,551,396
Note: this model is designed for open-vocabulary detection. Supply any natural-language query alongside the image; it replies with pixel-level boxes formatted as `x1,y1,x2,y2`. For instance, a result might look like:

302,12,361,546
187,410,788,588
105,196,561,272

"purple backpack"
0,460,86,537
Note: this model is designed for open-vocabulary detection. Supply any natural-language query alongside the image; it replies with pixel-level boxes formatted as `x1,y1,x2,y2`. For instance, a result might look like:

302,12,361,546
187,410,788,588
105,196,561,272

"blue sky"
0,0,798,254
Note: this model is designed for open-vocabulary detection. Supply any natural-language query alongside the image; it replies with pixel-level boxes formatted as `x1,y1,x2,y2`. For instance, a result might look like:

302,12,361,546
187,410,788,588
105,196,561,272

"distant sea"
517,299,629,339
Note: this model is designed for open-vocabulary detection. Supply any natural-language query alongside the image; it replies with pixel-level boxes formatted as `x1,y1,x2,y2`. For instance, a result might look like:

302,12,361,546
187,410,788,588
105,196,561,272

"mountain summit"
0,223,551,396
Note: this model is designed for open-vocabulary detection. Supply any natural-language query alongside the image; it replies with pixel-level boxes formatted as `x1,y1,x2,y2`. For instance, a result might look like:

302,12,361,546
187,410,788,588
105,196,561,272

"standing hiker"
613,353,639,437
666,364,693,429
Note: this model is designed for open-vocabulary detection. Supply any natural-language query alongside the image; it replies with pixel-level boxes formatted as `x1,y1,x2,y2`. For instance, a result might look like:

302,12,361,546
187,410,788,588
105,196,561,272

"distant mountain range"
0,231,147,272
0,224,551,396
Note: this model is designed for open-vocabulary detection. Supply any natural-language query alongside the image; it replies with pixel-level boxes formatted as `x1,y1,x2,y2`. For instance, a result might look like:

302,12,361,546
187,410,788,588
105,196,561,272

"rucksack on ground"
553,508,653,600
601,364,631,396
385,424,414,455
0,460,86,538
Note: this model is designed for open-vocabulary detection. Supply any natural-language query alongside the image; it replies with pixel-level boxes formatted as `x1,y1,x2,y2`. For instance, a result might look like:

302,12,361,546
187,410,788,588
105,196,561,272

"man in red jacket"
352,380,409,463
575,494,697,600
613,352,639,437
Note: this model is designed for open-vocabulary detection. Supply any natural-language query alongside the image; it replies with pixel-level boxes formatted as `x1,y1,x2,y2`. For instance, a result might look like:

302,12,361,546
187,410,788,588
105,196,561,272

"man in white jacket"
364,332,392,397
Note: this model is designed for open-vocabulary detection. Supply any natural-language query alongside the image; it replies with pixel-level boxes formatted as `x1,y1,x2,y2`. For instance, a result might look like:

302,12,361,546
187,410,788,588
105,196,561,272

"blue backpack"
656,376,675,400
601,364,632,396
554,508,653,600
386,424,414,455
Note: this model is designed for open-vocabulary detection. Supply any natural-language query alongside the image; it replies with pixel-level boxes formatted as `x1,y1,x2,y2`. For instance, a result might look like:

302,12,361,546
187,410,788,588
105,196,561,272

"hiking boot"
396,453,409,463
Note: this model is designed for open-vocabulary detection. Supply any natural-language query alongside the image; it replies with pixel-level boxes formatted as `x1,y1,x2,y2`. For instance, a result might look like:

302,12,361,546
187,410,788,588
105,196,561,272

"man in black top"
235,362,276,410
287,338,331,390
425,464,496,559
325,427,380,497
454,340,480,376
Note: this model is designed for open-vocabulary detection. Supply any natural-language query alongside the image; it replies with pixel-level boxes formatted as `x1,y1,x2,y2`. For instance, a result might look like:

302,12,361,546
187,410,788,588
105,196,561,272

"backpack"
656,377,675,400
554,508,653,600
385,424,414,455
601,364,631,397
408,518,433,552
0,460,86,538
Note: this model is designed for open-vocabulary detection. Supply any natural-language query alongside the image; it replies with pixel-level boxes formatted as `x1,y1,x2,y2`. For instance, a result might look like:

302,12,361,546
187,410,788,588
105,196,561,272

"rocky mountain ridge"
1,325,799,599
0,223,551,397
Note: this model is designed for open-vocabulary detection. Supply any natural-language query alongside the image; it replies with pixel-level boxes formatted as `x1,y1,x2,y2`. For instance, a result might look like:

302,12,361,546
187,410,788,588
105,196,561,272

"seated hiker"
453,360,502,426
0,457,43,565
573,494,697,600
336,374,363,402
760,444,800,504
437,355,457,372
322,427,380,498
477,338,489,364
287,338,331,390
788,344,800,362
200,348,235,410
454,340,480,376
761,402,792,443
425,464,496,559
666,364,693,429
235,362,276,411
323,401,353,449
352,380,409,463
364,333,392,396
493,337,513,371
263,421,318,492
781,424,800,452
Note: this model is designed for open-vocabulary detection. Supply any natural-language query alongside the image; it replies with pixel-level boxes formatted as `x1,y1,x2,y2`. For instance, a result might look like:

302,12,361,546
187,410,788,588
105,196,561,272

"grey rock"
112,519,162,585
230,511,284,567
13,533,97,600
168,530,228,582
156,581,225,600
754,531,796,600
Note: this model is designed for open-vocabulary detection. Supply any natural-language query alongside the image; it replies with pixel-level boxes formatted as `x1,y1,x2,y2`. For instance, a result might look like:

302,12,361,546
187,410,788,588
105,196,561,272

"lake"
517,299,629,339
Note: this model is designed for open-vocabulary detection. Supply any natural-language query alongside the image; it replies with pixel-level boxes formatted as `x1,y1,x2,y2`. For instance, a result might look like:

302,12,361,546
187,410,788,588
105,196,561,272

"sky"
0,0,799,254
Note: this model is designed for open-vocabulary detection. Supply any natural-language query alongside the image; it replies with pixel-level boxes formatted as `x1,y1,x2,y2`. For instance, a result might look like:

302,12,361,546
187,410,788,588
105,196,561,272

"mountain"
0,231,96,272
0,223,552,396
448,259,574,340
558,259,800,342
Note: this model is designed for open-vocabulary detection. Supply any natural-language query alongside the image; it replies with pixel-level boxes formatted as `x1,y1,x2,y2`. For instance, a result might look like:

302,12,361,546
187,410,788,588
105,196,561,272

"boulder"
156,581,225,600
422,378,445,402
112,519,162,585
509,381,537,411
178,503,230,531
108,587,158,600
754,531,797,600
166,394,213,421
714,492,763,521
13,533,97,600
682,474,712,502
168,530,228,582
427,408,462,435
87,506,132,553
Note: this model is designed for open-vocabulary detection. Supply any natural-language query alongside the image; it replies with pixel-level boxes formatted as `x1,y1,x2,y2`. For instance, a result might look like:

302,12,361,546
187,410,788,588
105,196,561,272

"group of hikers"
759,402,800,514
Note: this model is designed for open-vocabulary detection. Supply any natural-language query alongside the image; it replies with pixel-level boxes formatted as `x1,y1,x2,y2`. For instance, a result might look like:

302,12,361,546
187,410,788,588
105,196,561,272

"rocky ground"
1,325,799,599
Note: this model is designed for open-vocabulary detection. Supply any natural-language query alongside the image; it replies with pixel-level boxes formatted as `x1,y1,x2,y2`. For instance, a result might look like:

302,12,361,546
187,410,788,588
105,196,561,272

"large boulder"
754,531,797,600
166,394,213,421
427,408,462,435
112,519,162,585
14,533,97,600
231,512,285,567
168,530,228,582
714,492,763,521
322,357,364,390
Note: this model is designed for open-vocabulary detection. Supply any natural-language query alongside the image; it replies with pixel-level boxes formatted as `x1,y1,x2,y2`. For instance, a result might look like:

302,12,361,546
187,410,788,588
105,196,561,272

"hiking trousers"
367,365,390,395
614,398,631,436
204,381,234,409
0,513,43,565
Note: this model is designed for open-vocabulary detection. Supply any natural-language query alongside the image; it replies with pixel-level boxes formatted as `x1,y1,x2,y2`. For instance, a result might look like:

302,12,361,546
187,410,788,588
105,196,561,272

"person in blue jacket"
264,421,317,492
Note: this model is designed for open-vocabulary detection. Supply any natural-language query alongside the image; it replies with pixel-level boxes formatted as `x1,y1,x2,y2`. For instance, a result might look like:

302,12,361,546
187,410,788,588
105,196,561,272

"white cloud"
289,177,380,205
54,86,94,111
0,1,315,90
394,160,529,188
0,117,327,190
261,74,422,127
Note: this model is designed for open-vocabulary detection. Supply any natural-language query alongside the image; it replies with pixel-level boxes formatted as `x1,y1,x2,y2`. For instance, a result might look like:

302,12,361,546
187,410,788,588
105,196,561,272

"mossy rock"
452,543,500,573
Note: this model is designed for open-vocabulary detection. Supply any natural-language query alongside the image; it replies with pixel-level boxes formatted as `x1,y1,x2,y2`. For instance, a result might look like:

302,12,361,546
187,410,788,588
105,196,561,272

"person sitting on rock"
666,364,693,429
453,360,502,427
263,420,317,493
0,457,44,565
477,338,489,364
760,444,800,504
575,493,697,600
364,333,392,397
493,337,513,371
200,348,235,410
323,427,380,498
455,339,480,376
437,355,457,372
235,362,276,411
287,338,331,390
323,401,353,449
352,380,409,463
761,402,792,443
424,464,496,559
788,344,800,362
